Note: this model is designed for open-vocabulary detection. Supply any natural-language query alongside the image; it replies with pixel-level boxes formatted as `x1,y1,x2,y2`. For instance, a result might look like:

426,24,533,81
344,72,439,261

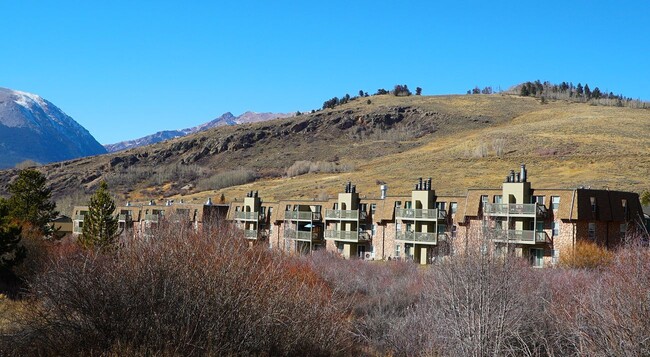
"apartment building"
72,199,227,239
70,164,645,267
456,164,644,267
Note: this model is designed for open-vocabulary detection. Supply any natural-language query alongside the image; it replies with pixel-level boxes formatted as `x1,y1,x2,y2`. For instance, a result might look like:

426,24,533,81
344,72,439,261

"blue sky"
2,1,649,144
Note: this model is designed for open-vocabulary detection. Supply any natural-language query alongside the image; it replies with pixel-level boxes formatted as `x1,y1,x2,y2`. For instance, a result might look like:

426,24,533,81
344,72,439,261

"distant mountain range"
0,87,107,169
104,111,295,152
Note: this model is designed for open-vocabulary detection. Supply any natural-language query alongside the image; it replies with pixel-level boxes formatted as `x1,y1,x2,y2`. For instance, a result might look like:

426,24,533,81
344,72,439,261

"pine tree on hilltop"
79,181,119,250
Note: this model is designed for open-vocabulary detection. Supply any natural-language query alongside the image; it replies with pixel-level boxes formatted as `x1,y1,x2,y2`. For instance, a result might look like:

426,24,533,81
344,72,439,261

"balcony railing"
118,214,131,222
395,231,439,244
325,209,367,220
483,203,547,217
488,229,550,244
284,229,320,241
234,211,260,221
395,208,446,220
244,229,258,239
144,214,160,223
325,230,370,242
284,211,322,221
73,225,82,233
73,214,85,221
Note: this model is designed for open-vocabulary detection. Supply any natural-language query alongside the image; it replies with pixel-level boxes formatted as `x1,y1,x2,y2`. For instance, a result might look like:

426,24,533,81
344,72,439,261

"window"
437,224,447,234
333,203,338,210
371,224,376,236
532,195,545,205
451,225,457,238
370,203,377,214
551,196,560,210
481,195,489,207
406,223,412,232
395,244,401,258
552,221,559,236
494,195,503,203
404,201,412,209
622,199,628,215
285,205,291,211
359,203,368,212
620,223,627,238
394,201,401,208
450,202,458,215
436,202,446,211
590,197,597,212
530,248,544,268
235,206,240,212
588,222,596,240
396,223,402,231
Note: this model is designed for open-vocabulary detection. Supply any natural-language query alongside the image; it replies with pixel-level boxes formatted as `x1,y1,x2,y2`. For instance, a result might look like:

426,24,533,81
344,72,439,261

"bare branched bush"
286,161,354,178
106,164,206,188
3,224,353,356
195,168,256,191
559,240,612,269
492,137,505,157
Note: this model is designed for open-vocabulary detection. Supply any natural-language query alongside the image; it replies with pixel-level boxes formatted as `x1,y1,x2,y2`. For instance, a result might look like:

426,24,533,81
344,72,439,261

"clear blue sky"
2,1,649,144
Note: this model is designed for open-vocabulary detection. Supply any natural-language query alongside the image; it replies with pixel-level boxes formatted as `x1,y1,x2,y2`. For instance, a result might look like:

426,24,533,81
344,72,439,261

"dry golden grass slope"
175,96,650,203
0,93,648,206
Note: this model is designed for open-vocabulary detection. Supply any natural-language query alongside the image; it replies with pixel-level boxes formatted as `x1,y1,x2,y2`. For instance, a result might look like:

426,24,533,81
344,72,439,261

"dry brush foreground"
2,226,650,356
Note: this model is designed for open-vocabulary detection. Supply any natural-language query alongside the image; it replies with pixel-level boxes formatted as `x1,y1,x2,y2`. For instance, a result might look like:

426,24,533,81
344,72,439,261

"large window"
481,195,489,207
395,244,401,258
436,202,446,211
450,202,458,214
551,196,560,210
552,221,559,236
532,195,545,205
494,195,503,203
588,222,596,240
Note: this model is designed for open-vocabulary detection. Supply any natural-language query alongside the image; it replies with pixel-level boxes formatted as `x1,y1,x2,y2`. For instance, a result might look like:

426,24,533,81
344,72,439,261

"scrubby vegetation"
3,222,650,356
468,80,649,109
285,160,355,178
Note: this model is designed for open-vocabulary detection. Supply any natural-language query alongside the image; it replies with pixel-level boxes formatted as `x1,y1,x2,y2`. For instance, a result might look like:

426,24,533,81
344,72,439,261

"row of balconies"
284,211,322,221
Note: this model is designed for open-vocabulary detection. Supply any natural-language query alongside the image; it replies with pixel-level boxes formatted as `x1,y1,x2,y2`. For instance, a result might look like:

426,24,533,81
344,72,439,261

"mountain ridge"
104,111,294,152
0,87,106,168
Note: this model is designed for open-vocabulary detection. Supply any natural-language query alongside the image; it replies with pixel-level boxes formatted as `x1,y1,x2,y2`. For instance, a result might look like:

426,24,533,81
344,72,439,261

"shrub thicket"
3,224,353,356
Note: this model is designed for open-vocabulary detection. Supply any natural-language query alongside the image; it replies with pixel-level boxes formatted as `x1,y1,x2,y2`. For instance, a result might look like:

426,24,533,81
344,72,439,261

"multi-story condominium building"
227,191,271,242
456,164,644,267
72,199,227,239
70,164,645,267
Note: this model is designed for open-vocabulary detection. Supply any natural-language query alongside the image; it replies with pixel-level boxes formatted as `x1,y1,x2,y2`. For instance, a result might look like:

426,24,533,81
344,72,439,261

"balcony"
234,211,260,221
395,208,446,221
73,214,85,221
483,203,547,217
488,229,551,244
244,229,258,239
118,214,131,222
284,229,321,242
324,230,370,242
284,211,322,221
73,225,82,234
144,214,160,223
324,209,367,220
395,231,439,244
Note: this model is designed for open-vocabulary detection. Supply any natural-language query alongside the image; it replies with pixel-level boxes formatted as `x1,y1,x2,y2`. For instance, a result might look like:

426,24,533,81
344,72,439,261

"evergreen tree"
0,199,25,272
79,181,119,250
584,84,591,99
7,169,58,238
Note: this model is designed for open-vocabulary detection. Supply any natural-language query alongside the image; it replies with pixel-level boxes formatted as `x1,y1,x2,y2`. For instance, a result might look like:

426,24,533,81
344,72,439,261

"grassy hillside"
1,93,648,207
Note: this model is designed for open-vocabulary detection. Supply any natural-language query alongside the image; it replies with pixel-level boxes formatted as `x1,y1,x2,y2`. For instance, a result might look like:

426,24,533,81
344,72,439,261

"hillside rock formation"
104,111,294,152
